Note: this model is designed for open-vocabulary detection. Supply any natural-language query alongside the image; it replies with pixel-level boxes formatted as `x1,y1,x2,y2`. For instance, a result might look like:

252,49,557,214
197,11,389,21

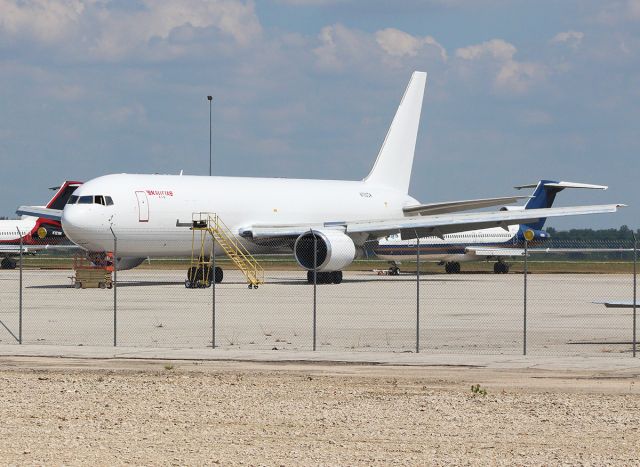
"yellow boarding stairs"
187,213,264,289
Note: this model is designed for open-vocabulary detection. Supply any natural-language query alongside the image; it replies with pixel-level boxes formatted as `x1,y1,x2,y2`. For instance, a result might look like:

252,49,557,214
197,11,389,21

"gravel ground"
0,358,638,465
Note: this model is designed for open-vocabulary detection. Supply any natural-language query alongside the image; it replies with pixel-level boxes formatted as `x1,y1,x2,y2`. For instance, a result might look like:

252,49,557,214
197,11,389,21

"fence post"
633,232,637,358
212,236,216,349
17,228,22,345
313,230,317,351
416,233,420,354
523,237,528,356
110,227,117,347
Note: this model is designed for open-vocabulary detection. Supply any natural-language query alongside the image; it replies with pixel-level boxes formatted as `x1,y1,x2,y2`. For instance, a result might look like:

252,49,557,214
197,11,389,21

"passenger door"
135,191,149,222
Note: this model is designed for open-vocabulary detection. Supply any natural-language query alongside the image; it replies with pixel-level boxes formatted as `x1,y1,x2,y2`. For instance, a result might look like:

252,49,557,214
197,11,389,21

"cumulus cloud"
0,0,262,59
375,28,447,61
595,0,640,24
551,30,584,49
456,39,545,93
313,24,371,71
314,24,447,71
0,0,86,43
455,39,516,61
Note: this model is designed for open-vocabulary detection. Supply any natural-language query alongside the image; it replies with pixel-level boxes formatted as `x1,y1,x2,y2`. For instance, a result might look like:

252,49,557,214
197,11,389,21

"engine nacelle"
294,230,356,272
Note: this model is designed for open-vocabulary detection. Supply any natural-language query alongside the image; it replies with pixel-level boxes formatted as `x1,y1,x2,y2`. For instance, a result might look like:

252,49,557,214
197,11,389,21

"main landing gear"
184,265,223,288
307,270,343,284
444,262,461,274
493,262,509,274
387,263,400,276
1,258,17,270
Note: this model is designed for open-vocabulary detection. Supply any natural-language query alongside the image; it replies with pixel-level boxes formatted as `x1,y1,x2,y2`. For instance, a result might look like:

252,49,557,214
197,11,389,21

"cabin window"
67,195,79,205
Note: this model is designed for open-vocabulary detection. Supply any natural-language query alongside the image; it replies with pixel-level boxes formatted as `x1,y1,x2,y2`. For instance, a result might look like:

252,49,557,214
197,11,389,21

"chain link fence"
0,232,637,356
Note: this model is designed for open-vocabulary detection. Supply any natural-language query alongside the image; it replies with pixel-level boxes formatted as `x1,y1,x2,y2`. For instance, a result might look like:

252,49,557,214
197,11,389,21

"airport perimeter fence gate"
1,232,638,356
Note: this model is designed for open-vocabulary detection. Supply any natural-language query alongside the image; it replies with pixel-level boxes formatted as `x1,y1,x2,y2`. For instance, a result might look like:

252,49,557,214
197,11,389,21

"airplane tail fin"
517,180,607,230
46,181,83,210
364,71,427,194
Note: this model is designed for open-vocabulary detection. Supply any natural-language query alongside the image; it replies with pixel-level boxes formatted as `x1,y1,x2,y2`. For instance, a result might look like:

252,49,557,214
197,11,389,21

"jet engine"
294,230,356,271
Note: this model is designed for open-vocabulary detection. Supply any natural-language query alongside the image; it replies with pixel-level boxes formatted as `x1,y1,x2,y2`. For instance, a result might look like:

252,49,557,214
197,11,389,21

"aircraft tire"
1,258,16,270
187,267,197,282
494,262,508,274
307,271,338,284
331,271,343,284
214,266,223,283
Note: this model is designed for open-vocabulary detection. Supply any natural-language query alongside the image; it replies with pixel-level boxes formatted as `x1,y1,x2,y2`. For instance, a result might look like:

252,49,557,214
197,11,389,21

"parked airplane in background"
374,180,608,274
1,181,81,269
20,71,624,284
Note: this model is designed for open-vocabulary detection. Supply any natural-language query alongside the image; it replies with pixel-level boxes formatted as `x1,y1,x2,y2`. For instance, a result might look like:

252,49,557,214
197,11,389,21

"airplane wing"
402,195,529,216
240,203,624,240
465,246,634,257
465,247,526,257
593,301,638,309
0,244,81,254
15,206,62,221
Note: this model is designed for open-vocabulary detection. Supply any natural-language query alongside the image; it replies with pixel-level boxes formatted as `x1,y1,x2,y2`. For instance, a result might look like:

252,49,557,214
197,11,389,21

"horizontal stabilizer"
403,195,529,216
515,181,608,190
16,206,62,222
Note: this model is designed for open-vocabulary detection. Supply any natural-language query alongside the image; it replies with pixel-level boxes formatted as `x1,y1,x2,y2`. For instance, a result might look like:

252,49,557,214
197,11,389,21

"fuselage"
374,225,549,263
61,174,418,257
0,218,37,243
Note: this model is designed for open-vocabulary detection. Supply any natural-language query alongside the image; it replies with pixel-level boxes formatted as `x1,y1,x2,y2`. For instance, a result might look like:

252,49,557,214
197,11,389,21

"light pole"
207,95,212,176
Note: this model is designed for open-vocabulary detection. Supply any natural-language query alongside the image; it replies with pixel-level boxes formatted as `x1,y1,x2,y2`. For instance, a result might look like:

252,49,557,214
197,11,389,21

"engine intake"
294,230,356,272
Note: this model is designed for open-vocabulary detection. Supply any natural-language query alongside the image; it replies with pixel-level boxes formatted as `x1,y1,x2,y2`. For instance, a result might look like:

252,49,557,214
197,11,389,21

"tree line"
546,225,639,241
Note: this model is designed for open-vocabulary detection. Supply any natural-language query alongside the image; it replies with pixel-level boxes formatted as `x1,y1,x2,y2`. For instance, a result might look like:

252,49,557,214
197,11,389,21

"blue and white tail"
518,180,608,230
364,71,427,194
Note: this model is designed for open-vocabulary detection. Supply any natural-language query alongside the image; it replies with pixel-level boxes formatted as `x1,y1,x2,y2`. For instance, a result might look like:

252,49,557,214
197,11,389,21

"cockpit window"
70,195,114,206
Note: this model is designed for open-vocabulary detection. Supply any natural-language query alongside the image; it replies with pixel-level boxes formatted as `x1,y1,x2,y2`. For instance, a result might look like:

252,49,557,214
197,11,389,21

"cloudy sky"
0,0,638,229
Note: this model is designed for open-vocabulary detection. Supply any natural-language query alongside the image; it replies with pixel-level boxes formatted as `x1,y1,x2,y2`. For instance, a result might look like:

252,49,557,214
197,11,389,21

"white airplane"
20,71,624,284
374,180,609,274
1,181,81,269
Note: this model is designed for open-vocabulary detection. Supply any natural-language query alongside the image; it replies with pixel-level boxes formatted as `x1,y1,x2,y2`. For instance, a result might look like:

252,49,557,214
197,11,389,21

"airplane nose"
62,205,114,252
61,207,81,244
61,207,93,247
